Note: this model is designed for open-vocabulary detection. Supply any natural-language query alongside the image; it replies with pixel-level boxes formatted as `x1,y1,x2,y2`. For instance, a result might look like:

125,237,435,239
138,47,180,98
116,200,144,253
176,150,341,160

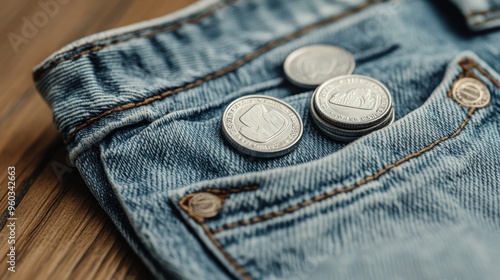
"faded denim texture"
34,0,500,279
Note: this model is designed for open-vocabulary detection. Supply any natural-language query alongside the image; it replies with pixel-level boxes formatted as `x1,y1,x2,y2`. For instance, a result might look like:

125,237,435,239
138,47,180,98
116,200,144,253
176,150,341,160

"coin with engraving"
313,75,393,129
452,78,491,108
221,95,303,158
284,45,355,88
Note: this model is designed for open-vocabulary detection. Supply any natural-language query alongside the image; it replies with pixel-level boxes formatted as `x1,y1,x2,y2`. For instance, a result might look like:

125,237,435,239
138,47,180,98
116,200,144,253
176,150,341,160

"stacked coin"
310,75,394,142
221,44,394,158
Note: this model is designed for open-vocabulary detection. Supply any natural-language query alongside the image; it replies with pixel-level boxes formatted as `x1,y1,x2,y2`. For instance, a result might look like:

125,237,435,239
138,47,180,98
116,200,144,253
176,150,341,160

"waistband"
33,0,388,151
33,0,500,159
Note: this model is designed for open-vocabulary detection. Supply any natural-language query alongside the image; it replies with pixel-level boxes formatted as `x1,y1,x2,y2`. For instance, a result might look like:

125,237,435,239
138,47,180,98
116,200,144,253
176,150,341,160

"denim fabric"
34,0,500,279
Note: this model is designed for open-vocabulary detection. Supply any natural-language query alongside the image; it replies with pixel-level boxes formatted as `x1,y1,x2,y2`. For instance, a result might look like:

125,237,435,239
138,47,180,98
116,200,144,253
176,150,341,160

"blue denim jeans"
34,0,500,279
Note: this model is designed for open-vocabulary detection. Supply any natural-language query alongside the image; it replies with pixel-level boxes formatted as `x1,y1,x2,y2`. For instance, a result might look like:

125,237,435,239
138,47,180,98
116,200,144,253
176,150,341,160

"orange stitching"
33,0,239,81
447,58,499,98
178,185,258,222
177,185,258,279
60,0,385,144
201,223,253,280
466,6,500,18
472,16,500,27
467,7,500,27
459,58,500,88
178,193,227,223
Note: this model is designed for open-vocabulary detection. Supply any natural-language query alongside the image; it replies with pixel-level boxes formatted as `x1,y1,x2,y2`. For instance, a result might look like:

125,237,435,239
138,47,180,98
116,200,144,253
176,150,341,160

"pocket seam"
466,7,500,28
213,109,476,234
212,58,499,235
466,6,500,18
177,186,258,280
176,57,499,280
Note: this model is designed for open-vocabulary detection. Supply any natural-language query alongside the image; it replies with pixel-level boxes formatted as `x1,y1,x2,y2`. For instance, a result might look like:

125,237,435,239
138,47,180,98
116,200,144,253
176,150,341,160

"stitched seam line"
212,108,476,234
466,6,500,18
459,58,500,88
177,186,258,279
201,224,253,280
211,57,499,234
472,16,500,27
178,185,258,223
466,7,500,27
59,0,384,144
33,0,238,81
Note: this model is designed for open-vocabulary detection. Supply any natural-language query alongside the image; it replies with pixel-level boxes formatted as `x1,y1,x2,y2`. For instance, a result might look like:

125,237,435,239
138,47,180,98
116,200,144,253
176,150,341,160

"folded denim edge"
32,0,225,72
34,0,380,163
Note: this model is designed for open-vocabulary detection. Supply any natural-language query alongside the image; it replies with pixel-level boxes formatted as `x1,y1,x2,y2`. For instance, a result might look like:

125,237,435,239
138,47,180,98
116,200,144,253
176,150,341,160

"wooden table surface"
0,0,196,279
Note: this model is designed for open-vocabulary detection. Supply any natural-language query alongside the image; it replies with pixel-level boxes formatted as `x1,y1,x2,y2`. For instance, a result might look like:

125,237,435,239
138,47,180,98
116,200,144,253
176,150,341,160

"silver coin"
328,109,394,137
314,125,359,143
284,45,355,88
310,94,394,137
221,95,303,158
452,77,491,108
313,109,395,142
313,75,393,129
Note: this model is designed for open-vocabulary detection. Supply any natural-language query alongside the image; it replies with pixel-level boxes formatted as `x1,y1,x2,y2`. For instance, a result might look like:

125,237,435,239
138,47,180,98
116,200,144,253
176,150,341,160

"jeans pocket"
168,51,500,280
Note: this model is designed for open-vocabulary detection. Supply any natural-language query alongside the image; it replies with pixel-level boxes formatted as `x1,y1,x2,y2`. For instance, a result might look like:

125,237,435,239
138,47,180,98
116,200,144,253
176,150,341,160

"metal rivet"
452,77,491,108
188,193,222,218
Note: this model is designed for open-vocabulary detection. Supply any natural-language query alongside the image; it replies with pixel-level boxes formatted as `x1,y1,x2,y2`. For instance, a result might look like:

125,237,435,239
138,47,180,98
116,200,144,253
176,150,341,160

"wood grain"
0,0,197,279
